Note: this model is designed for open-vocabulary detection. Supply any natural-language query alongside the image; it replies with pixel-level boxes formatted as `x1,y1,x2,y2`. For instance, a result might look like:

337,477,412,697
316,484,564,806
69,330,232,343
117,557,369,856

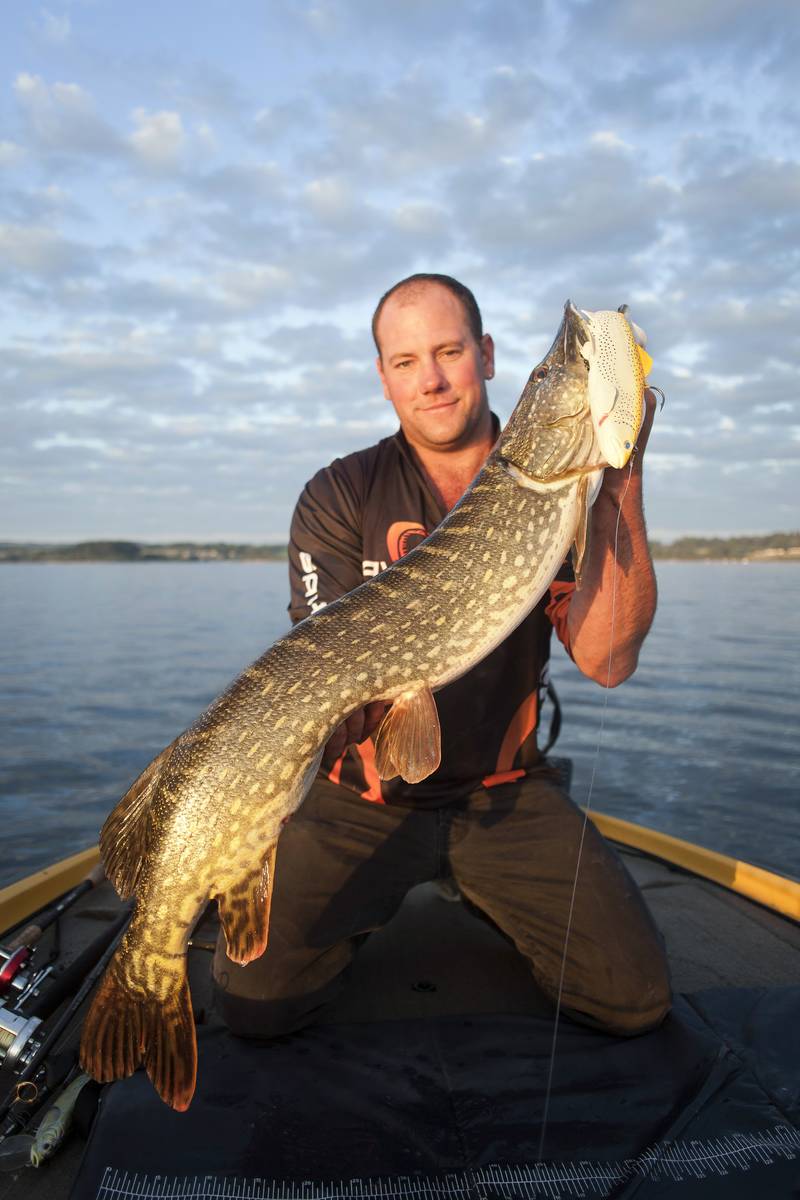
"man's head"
372,274,483,355
373,274,495,456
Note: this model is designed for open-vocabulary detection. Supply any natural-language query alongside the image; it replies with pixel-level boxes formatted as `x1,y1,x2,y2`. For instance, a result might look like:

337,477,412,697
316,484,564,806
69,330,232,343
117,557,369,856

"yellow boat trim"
0,815,797,933
590,811,800,922
0,845,101,935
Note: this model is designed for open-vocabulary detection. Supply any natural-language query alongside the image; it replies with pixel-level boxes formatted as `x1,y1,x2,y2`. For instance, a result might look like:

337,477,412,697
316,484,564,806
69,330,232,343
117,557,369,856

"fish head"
576,305,651,469
497,300,598,480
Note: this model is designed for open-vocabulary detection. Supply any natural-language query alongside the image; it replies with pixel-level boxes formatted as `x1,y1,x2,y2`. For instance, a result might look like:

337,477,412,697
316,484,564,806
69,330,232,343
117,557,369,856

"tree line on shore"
0,541,287,562
1,533,799,563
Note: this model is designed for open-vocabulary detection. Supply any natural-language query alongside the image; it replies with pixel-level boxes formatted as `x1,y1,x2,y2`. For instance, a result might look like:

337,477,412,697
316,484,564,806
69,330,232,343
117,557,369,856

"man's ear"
376,354,391,401
480,333,495,381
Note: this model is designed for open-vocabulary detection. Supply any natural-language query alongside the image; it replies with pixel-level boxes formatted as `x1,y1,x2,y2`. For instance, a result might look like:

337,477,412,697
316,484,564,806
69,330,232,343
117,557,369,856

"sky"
1,0,798,543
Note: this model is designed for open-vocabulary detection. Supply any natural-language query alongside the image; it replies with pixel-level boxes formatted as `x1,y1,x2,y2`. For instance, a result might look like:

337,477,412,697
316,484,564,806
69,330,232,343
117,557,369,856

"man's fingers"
362,700,389,739
322,724,348,766
636,388,657,457
345,709,367,744
322,701,392,767
321,702,391,766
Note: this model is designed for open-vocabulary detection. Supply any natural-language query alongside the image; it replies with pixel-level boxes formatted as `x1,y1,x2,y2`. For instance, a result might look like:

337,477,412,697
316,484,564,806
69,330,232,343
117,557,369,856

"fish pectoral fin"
373,686,441,784
572,474,592,587
217,843,277,966
100,735,181,899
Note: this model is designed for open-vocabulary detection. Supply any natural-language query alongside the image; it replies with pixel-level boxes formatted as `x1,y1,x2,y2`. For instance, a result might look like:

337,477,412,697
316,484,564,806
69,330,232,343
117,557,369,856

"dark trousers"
212,769,672,1038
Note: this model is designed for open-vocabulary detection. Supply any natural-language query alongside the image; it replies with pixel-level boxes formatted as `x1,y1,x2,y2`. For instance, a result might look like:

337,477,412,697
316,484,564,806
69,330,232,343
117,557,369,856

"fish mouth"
549,300,590,367
565,299,591,341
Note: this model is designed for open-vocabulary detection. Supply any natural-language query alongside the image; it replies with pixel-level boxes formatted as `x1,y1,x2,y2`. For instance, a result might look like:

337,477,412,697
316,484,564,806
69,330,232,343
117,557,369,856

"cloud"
253,100,314,144
0,141,26,167
1,1,797,541
13,73,121,158
0,223,94,278
33,432,120,455
128,108,186,169
38,8,72,44
565,0,795,49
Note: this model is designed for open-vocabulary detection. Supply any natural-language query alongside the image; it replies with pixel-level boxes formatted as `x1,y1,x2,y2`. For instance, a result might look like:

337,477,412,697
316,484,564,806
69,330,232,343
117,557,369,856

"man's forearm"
566,474,657,686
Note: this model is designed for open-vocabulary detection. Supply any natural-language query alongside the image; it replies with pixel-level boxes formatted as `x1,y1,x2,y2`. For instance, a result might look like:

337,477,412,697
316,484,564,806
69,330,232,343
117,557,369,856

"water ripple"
0,561,798,888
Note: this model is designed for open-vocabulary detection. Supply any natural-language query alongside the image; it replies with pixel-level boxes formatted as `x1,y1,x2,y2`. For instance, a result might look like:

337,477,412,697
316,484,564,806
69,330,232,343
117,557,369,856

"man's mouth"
421,397,459,412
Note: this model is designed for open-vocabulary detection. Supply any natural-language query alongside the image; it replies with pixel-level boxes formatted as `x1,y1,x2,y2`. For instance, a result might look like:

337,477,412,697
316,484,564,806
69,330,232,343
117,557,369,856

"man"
213,274,671,1038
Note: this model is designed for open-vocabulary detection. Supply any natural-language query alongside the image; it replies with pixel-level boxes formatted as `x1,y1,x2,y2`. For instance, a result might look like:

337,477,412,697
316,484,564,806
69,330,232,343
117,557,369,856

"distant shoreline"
0,541,287,564
1,535,799,564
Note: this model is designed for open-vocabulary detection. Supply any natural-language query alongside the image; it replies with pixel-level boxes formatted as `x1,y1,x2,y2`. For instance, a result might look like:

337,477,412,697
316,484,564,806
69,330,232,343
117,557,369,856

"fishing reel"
0,944,52,1074
0,863,107,1082
0,1007,43,1076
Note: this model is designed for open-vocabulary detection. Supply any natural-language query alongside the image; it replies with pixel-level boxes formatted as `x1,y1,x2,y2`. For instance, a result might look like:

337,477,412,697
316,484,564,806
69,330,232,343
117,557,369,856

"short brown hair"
372,273,483,354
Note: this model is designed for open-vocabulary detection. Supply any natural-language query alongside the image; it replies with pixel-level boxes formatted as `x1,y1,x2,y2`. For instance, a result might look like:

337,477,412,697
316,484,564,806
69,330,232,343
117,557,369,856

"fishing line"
536,453,637,1162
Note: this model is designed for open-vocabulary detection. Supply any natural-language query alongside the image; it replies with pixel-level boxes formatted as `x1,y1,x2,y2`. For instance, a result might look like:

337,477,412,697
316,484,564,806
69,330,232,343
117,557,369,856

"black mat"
71,988,800,1199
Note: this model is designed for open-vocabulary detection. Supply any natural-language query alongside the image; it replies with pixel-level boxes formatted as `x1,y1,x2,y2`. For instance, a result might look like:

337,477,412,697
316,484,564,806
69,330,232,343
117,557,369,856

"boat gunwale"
2,813,798,937
589,811,800,922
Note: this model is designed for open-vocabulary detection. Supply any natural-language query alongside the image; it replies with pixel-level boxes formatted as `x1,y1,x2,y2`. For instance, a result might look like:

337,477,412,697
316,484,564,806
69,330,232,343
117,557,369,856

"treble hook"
648,384,667,412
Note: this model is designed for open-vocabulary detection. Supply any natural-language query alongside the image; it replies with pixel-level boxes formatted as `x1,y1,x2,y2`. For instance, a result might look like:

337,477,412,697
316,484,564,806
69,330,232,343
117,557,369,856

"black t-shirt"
288,427,575,807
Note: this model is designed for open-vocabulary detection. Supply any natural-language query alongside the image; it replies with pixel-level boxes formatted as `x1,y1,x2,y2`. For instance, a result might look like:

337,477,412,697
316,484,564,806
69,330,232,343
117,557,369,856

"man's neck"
407,426,497,513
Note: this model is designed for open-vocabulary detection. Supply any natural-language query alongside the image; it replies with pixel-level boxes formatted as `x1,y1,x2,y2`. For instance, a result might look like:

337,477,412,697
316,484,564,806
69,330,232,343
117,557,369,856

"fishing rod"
0,906,130,1136
0,861,106,1012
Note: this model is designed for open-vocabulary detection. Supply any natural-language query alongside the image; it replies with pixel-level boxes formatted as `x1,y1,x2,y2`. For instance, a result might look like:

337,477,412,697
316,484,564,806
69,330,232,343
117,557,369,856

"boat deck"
316,846,800,1027
1,840,799,1199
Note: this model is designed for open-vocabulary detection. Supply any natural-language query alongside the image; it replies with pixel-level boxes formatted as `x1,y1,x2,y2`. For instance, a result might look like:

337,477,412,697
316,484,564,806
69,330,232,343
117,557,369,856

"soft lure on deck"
79,301,652,1111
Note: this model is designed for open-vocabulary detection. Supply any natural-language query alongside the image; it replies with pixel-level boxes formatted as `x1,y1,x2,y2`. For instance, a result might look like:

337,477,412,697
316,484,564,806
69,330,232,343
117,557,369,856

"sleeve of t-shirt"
288,460,365,625
545,558,577,659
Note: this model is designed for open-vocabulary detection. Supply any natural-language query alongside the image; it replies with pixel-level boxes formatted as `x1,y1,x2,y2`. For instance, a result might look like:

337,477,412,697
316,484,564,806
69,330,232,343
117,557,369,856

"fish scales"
79,300,650,1110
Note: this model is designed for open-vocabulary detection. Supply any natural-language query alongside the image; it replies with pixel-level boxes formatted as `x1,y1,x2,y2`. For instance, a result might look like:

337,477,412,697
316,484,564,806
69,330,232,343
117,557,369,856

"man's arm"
566,389,658,687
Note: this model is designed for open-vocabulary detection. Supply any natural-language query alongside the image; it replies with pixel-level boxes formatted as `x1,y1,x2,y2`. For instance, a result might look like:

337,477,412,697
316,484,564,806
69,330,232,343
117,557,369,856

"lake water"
0,562,797,890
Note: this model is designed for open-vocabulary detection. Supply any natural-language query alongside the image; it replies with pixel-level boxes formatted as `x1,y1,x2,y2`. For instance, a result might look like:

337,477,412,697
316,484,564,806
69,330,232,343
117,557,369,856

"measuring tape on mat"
93,1124,800,1199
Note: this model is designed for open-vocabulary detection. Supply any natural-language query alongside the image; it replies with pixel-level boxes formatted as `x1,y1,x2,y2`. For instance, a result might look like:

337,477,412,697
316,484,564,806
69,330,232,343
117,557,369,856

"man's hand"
599,387,657,504
322,701,390,767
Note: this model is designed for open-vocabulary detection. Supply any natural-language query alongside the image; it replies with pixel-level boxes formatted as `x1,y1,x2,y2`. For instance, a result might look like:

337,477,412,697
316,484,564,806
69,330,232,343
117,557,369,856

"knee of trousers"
592,956,673,1037
604,987,673,1036
562,982,672,1038
560,932,673,1037
212,978,340,1040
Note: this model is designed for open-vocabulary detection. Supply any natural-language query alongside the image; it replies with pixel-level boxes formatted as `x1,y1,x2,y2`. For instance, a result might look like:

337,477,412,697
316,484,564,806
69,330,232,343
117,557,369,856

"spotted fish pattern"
79,301,647,1110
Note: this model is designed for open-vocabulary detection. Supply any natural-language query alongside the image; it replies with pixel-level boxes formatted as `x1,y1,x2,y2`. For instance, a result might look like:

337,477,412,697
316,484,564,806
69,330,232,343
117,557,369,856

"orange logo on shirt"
386,520,428,562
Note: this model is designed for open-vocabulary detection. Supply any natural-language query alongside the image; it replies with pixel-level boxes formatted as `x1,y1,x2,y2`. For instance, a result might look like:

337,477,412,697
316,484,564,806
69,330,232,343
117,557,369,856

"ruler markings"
94,1128,800,1200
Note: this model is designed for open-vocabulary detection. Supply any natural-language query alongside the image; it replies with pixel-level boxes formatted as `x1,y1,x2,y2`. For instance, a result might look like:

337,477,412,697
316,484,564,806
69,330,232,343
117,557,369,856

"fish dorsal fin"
373,686,441,784
100,735,180,899
217,843,277,965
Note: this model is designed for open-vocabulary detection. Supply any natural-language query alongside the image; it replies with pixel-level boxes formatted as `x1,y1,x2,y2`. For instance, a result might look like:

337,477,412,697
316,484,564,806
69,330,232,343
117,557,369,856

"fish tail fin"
80,957,197,1112
143,977,197,1112
80,957,144,1084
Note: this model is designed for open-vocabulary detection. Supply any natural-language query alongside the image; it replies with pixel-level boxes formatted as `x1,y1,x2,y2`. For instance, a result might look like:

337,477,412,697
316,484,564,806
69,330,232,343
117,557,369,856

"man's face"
375,284,495,454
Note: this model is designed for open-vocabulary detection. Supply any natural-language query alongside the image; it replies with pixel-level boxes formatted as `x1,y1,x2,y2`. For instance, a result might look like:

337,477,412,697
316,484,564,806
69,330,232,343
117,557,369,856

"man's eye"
395,360,412,369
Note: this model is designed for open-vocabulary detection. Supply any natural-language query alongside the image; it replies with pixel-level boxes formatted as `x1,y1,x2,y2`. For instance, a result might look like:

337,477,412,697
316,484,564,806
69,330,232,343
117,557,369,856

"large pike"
80,301,652,1110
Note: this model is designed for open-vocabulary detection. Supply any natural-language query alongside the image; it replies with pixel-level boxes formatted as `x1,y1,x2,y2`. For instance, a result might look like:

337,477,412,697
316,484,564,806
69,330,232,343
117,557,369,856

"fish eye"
534,366,549,381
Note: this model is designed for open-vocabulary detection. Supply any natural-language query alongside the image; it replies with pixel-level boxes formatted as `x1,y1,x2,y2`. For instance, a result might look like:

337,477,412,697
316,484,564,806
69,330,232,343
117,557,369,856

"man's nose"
419,357,447,393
